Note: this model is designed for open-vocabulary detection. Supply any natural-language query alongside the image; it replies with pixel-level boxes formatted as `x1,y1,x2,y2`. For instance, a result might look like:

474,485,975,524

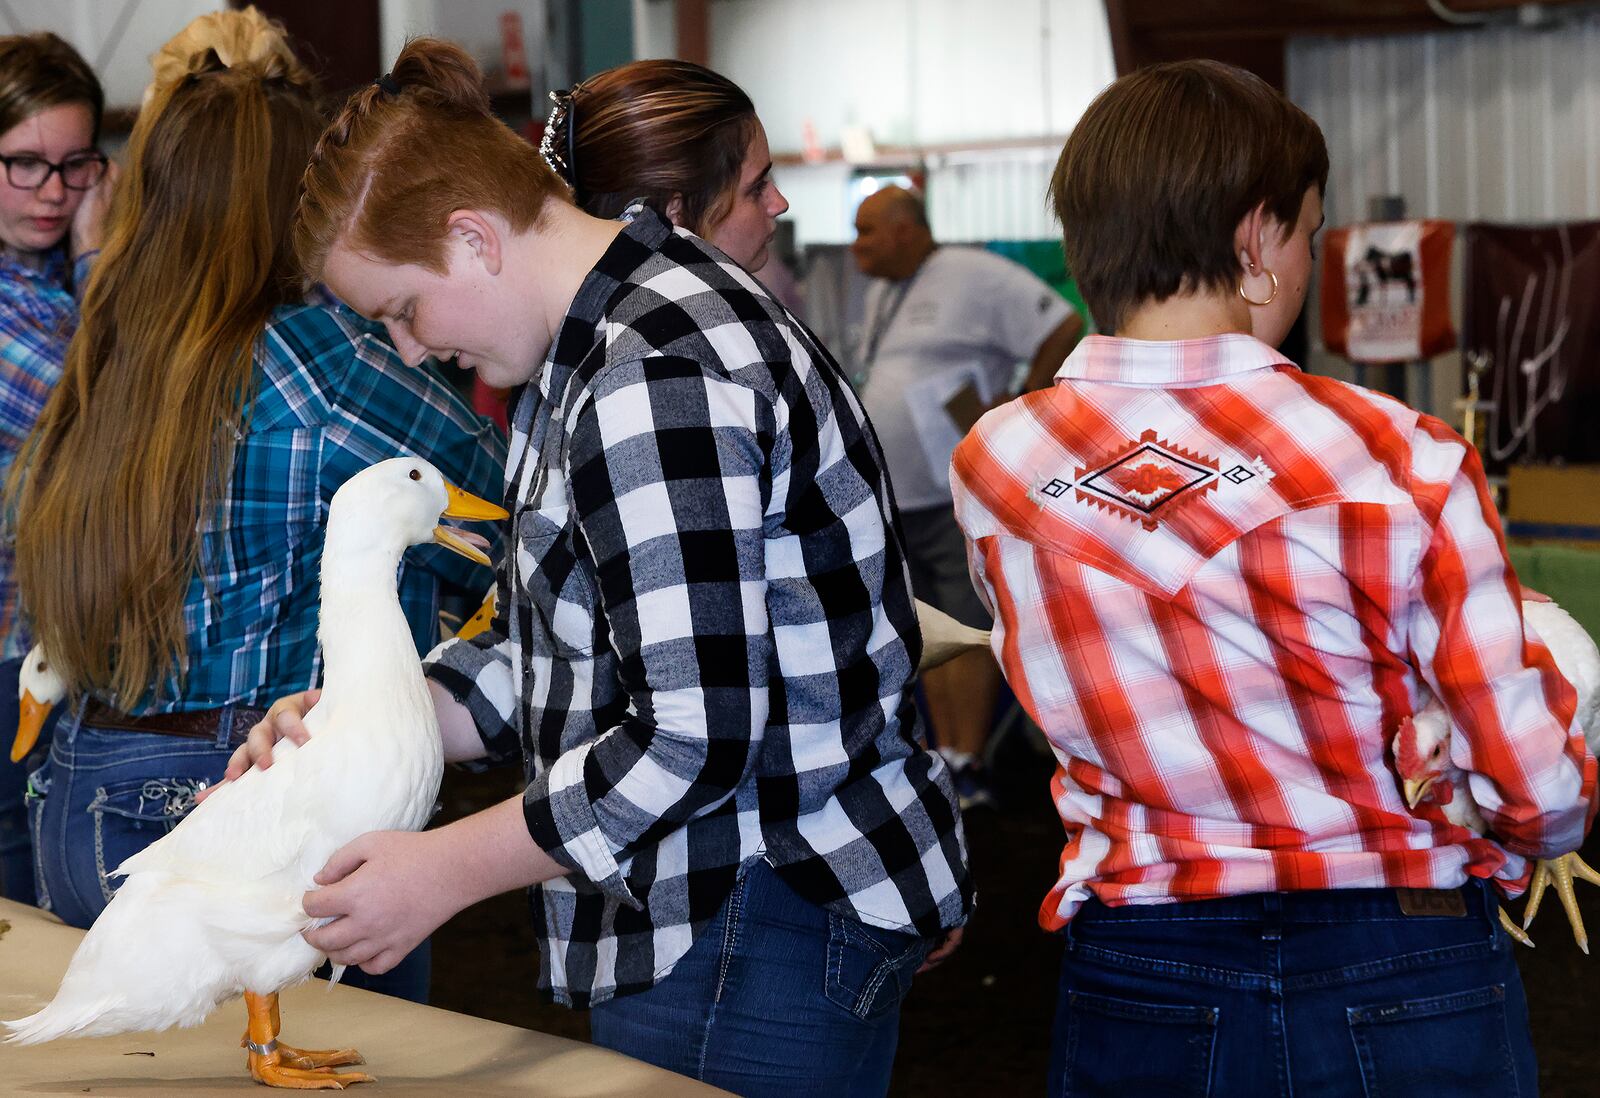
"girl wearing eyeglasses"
0,31,111,908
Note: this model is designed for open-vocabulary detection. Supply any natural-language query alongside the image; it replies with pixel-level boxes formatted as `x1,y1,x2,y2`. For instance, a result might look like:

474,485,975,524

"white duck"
10,642,65,762
1393,595,1600,951
2,458,505,1090
914,599,992,672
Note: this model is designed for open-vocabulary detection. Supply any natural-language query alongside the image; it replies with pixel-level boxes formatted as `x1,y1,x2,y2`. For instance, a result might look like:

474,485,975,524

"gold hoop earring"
1238,269,1278,307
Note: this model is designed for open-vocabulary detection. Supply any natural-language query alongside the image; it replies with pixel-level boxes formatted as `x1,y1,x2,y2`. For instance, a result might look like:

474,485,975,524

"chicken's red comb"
1395,714,1422,775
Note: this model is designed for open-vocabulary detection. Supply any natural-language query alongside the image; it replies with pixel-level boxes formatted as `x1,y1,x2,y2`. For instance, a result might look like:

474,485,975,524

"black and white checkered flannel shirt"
426,205,972,1008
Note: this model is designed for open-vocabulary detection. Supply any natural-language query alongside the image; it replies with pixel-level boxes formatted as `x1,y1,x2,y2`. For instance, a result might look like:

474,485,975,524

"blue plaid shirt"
0,247,93,659
119,300,505,712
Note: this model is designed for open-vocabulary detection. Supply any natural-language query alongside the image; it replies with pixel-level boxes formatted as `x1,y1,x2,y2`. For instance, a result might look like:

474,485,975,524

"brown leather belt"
80,699,268,742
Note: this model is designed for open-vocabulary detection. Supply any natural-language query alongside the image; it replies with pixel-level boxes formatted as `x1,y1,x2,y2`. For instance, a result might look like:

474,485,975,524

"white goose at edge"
3,457,506,1090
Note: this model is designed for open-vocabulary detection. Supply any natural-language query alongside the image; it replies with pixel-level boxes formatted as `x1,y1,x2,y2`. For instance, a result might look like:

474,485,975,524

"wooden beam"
1103,0,1138,76
233,0,380,96
1118,0,1594,37
676,0,709,66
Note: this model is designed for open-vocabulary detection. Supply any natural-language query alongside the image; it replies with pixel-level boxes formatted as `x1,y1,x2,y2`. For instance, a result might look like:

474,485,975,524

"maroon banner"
1462,222,1600,473
1321,220,1455,363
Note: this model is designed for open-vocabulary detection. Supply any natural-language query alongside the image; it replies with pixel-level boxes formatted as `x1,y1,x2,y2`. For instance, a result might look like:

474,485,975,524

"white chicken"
10,642,65,762
1393,596,1600,951
2,458,506,1090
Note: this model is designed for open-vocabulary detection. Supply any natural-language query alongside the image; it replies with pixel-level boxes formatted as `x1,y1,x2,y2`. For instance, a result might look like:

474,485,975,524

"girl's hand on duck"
194,689,321,805
302,830,461,975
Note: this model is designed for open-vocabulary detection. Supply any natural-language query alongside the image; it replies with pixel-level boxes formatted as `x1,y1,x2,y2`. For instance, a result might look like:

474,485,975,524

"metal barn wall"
1289,20,1600,228
1287,18,1600,407
643,0,1116,247
774,147,1062,247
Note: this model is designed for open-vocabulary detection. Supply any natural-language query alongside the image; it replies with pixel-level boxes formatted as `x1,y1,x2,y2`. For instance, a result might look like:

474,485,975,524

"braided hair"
294,37,565,281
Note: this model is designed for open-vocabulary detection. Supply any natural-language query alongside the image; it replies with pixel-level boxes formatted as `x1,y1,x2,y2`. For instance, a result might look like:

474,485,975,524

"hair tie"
540,87,582,204
374,72,401,97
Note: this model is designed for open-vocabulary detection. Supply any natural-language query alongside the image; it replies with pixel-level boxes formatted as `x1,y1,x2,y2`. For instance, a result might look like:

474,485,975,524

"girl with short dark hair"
954,59,1588,1095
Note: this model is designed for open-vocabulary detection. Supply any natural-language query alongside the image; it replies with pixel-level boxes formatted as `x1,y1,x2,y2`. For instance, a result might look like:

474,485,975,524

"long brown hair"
552,59,755,232
9,37,323,704
295,38,566,281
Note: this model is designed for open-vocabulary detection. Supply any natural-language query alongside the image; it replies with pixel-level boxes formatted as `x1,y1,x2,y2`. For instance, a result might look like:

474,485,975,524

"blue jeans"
589,859,933,1097
28,702,432,1003
1050,879,1537,1097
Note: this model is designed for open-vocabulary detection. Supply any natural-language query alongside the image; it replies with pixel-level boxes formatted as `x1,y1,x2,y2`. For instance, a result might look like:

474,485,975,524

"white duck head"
12,642,66,763
322,458,506,572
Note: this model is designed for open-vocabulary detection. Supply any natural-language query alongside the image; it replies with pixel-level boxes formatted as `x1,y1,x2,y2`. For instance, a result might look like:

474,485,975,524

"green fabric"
984,240,1094,332
580,0,634,76
1508,542,1600,638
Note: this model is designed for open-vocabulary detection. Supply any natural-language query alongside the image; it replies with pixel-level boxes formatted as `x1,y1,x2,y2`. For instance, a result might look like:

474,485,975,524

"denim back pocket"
1058,991,1218,1097
87,776,207,902
1348,984,1517,1097
824,911,931,1021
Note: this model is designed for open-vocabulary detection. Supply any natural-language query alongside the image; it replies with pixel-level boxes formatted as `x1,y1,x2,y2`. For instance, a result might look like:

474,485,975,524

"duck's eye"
35,662,45,673
409,469,422,481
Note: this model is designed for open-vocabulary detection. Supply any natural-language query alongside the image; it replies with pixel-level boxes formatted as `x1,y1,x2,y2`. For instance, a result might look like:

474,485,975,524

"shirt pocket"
515,502,597,660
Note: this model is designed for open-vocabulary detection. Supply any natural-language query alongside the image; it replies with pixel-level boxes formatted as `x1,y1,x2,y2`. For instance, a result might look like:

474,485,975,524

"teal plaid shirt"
126,299,504,712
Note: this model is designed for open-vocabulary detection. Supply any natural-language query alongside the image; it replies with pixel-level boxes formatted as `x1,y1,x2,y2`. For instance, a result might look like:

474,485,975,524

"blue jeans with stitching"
589,858,934,1097
1049,878,1537,1097
28,701,432,1003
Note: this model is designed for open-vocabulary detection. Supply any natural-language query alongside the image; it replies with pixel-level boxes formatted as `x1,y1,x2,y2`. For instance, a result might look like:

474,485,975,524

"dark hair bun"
390,37,489,115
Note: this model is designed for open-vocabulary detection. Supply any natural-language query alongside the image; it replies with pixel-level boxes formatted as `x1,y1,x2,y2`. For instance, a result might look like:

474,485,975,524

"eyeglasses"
0,151,108,191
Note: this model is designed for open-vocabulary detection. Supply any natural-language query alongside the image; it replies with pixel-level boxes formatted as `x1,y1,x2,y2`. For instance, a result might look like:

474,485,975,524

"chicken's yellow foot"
1521,852,1600,954
1498,906,1534,948
244,991,374,1089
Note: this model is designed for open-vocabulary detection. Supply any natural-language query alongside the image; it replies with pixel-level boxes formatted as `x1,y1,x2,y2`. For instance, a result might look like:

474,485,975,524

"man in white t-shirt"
852,186,1082,808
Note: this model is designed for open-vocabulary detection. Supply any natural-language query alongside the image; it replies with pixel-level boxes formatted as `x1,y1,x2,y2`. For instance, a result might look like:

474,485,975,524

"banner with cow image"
1320,220,1455,363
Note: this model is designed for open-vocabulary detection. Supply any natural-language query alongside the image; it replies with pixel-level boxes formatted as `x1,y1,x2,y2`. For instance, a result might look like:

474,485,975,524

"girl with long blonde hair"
8,15,503,1005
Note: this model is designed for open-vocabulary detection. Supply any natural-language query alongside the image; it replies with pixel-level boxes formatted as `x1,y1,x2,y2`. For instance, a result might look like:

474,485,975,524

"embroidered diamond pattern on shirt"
1073,428,1220,530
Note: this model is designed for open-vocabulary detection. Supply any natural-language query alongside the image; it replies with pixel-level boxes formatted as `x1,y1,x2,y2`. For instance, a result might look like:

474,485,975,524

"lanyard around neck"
862,249,937,369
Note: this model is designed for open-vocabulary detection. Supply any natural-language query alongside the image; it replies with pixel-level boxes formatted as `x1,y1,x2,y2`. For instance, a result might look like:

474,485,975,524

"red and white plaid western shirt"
952,333,1597,929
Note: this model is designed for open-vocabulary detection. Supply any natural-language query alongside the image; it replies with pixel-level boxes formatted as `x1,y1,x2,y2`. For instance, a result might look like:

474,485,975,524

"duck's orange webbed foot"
243,991,374,1089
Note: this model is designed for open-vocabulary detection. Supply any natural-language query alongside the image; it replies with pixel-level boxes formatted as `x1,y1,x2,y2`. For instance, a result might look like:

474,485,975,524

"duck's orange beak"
12,689,51,763
432,482,508,567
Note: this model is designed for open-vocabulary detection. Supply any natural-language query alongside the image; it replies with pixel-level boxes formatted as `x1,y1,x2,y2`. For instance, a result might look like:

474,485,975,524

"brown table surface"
0,898,727,1096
